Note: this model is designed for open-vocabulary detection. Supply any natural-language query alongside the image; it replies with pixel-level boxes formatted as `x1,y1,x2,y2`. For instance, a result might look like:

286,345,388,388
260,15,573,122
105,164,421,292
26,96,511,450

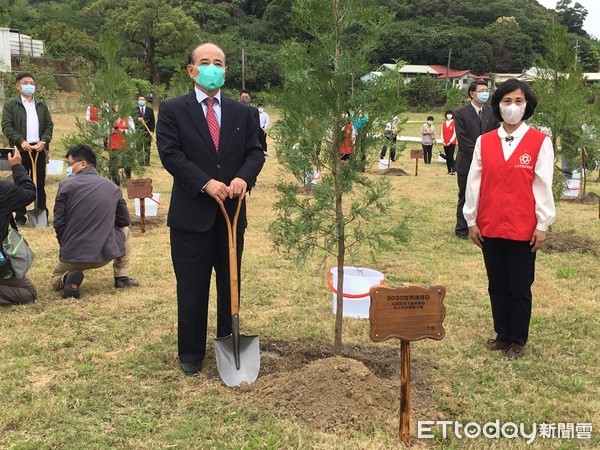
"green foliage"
9,58,59,99
62,35,145,185
532,24,600,198
444,87,464,111
405,75,445,108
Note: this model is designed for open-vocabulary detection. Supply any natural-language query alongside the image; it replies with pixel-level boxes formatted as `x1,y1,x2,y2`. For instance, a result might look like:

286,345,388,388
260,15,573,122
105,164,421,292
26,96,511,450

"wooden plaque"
369,284,446,342
127,178,153,200
410,149,423,159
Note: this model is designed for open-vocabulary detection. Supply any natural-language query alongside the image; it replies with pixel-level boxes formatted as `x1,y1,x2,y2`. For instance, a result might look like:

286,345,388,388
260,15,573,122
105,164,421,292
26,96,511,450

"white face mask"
500,103,526,125
446,114,453,120
258,108,264,113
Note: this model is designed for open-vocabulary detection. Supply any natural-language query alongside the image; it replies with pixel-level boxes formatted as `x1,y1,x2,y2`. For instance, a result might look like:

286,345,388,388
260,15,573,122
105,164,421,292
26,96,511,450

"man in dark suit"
239,89,267,154
157,43,265,375
454,80,499,239
135,96,155,166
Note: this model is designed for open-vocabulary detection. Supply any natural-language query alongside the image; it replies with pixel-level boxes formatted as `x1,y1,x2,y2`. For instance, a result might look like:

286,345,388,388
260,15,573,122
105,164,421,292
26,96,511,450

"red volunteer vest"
109,118,129,150
442,120,456,144
478,128,546,241
89,106,100,122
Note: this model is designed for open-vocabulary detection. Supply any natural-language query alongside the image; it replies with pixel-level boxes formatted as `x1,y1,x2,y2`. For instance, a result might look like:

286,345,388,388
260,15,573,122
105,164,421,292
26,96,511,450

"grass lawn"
1,109,599,449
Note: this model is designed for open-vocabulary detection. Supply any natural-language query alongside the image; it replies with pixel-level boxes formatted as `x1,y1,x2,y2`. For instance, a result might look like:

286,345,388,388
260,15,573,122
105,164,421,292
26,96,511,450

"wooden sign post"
369,283,446,445
126,178,153,233
410,149,424,176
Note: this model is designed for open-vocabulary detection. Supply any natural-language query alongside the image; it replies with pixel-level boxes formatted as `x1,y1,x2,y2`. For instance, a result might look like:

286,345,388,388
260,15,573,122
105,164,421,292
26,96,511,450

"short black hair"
444,109,454,116
257,103,264,107
491,78,537,123
16,72,34,83
467,80,488,96
240,89,252,98
427,116,434,121
65,144,96,167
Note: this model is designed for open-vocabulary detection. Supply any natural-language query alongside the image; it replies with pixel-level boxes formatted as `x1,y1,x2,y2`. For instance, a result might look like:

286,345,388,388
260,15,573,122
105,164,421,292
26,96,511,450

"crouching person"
0,148,37,305
51,144,139,298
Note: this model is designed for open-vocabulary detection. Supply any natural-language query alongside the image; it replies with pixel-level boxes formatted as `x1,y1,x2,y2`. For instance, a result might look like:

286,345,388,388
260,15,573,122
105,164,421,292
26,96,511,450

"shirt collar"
497,122,529,139
20,94,35,104
470,101,482,114
195,86,221,105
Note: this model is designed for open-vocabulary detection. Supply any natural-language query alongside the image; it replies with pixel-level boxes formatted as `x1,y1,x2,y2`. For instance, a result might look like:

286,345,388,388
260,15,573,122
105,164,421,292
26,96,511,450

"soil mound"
237,356,398,432
544,231,598,254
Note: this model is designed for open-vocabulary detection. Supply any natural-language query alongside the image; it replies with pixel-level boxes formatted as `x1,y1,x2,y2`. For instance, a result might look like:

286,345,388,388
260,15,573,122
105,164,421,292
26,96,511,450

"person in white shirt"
257,103,270,155
463,78,555,359
1,72,54,227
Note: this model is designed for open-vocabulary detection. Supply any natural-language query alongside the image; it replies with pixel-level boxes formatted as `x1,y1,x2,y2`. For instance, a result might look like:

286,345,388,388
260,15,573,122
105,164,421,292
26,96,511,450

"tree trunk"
145,36,161,105
332,0,345,357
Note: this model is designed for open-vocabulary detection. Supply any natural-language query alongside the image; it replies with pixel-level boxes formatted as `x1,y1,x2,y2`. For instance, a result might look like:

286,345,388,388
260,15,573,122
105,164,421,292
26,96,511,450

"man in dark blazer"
454,80,499,239
135,95,155,166
157,43,265,375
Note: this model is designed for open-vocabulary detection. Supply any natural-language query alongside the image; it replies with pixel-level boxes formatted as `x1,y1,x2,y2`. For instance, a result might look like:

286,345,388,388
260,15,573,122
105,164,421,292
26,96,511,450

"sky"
536,0,599,39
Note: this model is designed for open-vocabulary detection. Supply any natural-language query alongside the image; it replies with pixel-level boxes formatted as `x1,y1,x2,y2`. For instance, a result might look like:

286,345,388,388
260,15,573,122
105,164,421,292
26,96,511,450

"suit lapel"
184,93,217,153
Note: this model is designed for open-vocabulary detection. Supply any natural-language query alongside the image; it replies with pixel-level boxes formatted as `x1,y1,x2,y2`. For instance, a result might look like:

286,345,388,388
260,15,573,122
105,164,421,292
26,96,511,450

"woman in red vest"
463,78,556,359
339,110,355,161
107,110,135,185
441,109,457,174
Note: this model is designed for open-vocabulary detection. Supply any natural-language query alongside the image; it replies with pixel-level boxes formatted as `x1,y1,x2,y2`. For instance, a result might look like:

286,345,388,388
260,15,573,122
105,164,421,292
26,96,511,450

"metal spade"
214,195,260,387
26,150,48,227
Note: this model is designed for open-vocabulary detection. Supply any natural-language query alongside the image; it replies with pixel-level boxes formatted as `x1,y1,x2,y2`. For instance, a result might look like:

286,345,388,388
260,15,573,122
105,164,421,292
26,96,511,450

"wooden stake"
400,340,410,444
414,158,419,176
140,199,146,233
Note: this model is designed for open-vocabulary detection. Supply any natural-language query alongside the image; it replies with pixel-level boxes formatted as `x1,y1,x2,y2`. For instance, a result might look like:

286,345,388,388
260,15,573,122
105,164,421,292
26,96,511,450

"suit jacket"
157,92,264,233
453,103,499,175
2,96,54,150
136,105,155,133
53,167,130,263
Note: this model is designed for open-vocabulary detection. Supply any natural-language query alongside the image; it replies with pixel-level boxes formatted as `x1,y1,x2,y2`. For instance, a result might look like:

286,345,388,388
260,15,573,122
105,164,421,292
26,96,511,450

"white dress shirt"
22,95,40,143
464,122,556,232
259,111,270,129
195,87,222,126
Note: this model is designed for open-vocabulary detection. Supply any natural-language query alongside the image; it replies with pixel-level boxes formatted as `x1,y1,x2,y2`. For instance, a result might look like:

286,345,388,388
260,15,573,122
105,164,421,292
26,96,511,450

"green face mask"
427,121,433,125
195,64,225,91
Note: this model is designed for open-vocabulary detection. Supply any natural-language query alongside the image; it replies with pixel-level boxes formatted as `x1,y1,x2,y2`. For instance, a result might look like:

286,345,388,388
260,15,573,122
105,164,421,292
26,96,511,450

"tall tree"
555,0,588,36
270,0,409,355
84,0,199,97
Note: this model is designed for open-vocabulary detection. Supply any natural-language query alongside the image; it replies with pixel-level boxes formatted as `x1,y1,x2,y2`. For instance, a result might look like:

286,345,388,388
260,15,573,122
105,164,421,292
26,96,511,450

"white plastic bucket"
135,193,160,216
46,159,64,175
378,159,390,170
563,179,580,198
328,266,385,319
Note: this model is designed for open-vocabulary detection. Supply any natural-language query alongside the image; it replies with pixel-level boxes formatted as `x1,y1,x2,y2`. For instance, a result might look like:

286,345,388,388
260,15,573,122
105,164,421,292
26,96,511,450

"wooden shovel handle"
219,195,244,315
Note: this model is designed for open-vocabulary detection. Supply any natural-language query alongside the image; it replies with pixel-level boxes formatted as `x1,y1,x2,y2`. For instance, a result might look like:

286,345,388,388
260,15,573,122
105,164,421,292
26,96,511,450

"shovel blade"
27,209,47,227
214,334,260,387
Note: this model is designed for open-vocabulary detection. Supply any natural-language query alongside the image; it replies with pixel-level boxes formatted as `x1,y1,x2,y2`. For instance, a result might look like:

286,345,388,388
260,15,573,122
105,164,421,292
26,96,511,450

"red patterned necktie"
204,97,220,151
478,109,483,121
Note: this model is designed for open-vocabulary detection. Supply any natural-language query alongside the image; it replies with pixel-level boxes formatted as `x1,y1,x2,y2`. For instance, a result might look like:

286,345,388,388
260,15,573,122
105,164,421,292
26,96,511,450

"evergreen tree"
270,0,409,355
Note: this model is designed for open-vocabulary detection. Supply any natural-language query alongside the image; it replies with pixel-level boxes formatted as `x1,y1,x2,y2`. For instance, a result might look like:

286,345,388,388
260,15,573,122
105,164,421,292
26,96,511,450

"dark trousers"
422,144,433,164
170,215,244,364
443,144,456,173
481,237,536,346
16,148,47,222
455,173,468,237
258,129,267,153
380,134,397,161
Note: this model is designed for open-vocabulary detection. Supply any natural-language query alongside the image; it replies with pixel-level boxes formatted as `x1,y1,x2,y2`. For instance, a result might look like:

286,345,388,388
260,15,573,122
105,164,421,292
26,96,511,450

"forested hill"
2,0,597,91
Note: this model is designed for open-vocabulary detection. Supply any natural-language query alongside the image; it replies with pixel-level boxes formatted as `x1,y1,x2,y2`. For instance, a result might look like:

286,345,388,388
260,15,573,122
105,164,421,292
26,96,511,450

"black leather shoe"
15,219,26,229
180,361,201,375
62,270,84,298
114,276,140,289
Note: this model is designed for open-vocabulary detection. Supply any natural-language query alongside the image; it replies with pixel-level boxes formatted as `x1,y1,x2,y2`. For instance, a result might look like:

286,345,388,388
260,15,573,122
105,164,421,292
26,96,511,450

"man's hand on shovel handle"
228,177,247,199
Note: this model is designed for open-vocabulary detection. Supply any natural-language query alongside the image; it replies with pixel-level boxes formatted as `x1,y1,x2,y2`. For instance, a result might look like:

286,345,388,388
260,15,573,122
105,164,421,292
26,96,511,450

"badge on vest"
516,153,534,169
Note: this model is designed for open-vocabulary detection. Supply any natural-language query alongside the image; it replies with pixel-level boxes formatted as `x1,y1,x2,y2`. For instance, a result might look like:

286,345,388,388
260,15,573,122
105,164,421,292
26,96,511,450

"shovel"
214,195,260,387
26,150,48,227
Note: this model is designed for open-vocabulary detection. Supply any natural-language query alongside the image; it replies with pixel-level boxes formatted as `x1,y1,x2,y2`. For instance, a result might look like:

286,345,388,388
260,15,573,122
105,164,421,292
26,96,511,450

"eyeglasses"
68,160,84,167
18,82,35,86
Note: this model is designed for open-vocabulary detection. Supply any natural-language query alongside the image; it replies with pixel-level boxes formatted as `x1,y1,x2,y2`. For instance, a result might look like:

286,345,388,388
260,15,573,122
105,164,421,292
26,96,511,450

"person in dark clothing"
51,144,139,299
135,95,155,166
0,148,37,305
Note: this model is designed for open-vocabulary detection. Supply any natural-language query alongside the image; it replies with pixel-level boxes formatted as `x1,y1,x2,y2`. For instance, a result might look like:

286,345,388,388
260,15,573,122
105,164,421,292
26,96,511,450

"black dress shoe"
180,361,201,375
456,234,468,240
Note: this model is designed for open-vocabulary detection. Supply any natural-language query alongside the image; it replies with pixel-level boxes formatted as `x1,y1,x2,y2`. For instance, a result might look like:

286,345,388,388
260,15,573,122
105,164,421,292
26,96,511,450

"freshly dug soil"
229,340,441,433
544,231,598,255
